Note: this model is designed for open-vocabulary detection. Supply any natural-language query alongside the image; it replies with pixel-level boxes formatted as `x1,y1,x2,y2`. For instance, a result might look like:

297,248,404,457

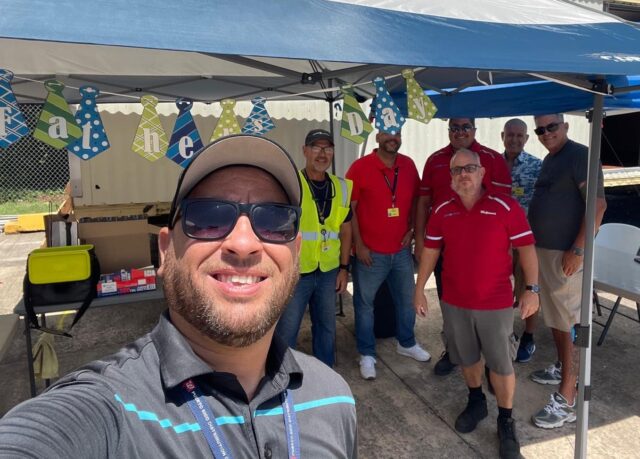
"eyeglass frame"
450,163,482,175
171,198,301,243
307,145,335,155
533,122,563,136
448,124,476,134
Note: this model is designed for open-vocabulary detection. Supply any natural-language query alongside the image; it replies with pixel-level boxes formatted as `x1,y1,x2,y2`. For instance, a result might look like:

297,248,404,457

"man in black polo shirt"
0,135,357,458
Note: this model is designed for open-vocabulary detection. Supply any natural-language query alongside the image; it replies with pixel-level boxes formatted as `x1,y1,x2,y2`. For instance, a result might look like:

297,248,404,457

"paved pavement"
1,231,639,458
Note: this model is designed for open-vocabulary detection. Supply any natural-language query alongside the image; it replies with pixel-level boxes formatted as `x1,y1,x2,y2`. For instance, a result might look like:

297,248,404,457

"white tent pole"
574,91,605,459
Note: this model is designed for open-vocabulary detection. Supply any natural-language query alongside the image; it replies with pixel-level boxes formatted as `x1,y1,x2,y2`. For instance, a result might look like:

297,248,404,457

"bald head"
502,118,529,158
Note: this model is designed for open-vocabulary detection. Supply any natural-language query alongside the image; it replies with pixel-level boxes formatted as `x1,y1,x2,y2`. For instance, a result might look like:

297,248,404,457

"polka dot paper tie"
402,69,437,124
0,69,30,149
372,76,405,135
340,85,372,144
242,97,275,135
210,99,241,141
132,95,168,162
167,98,203,168
67,86,111,160
33,80,82,149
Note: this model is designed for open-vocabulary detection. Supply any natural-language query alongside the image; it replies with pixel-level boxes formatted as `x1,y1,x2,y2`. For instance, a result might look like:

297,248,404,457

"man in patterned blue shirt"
502,119,542,363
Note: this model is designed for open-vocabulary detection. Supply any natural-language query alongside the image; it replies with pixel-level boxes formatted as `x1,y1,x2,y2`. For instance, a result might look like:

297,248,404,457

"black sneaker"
497,417,520,459
434,351,457,376
455,395,488,433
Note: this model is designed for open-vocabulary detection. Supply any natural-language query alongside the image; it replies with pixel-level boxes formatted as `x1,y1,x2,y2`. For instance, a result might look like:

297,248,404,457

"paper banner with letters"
402,69,437,124
242,97,275,135
33,80,82,149
340,86,372,144
0,70,30,149
372,77,405,135
132,95,168,162
210,99,241,141
166,98,203,168
67,86,111,160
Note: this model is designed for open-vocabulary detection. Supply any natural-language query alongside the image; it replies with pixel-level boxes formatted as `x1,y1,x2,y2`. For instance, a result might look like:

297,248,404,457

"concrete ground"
1,231,639,458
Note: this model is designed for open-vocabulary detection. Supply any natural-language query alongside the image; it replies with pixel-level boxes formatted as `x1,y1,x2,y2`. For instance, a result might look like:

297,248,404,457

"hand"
401,229,414,248
562,250,583,277
335,269,348,294
518,290,539,320
414,291,429,317
355,241,373,267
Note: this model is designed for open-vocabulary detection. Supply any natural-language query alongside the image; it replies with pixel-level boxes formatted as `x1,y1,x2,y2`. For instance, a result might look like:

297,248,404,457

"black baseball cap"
304,129,334,146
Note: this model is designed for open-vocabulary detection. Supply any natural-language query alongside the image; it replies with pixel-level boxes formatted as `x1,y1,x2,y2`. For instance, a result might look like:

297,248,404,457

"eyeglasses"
533,122,562,136
448,124,475,134
309,145,335,155
450,164,481,175
176,199,301,243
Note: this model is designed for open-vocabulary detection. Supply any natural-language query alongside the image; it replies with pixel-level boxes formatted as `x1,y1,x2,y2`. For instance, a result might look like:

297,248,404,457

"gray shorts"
442,301,516,375
536,247,582,332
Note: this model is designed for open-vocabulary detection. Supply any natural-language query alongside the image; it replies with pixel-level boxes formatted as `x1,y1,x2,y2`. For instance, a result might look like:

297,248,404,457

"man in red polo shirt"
346,130,431,380
415,117,512,376
414,148,539,459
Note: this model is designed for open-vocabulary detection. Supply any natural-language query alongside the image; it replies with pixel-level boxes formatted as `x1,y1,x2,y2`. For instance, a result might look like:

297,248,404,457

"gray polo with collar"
0,311,357,458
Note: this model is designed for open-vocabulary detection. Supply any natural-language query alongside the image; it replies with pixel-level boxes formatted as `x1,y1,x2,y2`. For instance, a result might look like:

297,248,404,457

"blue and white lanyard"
181,379,301,459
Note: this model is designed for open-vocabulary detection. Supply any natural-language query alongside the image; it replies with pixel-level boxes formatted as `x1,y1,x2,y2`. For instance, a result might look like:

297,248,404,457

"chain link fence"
0,104,69,206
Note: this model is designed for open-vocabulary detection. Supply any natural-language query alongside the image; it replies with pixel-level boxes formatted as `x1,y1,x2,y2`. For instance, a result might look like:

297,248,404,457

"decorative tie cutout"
33,80,82,149
67,86,110,160
167,98,203,168
210,99,241,141
132,95,168,162
0,69,30,149
242,97,275,135
372,77,405,135
340,86,373,144
402,69,437,124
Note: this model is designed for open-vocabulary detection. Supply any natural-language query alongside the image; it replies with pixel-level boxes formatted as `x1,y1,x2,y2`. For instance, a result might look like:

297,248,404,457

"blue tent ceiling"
1,0,640,105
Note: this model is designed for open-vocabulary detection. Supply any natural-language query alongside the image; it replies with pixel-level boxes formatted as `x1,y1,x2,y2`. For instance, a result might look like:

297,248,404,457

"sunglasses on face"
177,199,301,243
533,122,562,136
450,164,481,175
309,145,335,155
448,124,475,134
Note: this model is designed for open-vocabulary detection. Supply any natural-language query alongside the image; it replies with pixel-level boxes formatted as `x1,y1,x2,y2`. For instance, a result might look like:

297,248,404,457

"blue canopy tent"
2,1,640,456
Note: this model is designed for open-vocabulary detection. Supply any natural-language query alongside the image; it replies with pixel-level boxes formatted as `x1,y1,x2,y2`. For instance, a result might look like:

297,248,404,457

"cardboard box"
98,268,157,297
78,220,152,273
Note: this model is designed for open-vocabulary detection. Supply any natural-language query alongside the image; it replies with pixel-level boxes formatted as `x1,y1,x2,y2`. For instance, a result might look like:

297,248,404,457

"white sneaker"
396,343,432,362
359,355,377,380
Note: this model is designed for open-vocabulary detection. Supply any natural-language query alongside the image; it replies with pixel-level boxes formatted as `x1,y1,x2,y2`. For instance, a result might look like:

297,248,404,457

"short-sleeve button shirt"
505,150,542,215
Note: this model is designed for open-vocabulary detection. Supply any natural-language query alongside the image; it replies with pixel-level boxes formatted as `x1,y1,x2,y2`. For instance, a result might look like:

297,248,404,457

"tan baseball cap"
168,135,301,227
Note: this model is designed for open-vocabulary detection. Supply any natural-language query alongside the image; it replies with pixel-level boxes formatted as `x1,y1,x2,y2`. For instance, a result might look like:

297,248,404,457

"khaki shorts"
536,247,582,332
442,301,516,375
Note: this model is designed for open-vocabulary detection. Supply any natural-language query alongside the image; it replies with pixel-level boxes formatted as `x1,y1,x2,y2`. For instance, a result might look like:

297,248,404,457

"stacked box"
97,268,157,297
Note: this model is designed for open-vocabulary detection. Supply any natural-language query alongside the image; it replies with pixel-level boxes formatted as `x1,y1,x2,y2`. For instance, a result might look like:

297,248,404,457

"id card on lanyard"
181,379,301,459
383,167,400,218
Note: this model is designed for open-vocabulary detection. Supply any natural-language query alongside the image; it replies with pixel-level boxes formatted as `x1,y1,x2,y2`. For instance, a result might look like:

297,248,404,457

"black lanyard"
181,379,301,459
382,167,399,207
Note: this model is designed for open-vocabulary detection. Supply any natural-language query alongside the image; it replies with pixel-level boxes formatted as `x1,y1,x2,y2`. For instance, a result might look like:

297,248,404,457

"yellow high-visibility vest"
299,171,352,273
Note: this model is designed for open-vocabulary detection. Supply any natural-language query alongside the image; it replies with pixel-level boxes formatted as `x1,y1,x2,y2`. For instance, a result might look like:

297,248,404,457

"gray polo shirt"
0,311,357,458
528,140,605,251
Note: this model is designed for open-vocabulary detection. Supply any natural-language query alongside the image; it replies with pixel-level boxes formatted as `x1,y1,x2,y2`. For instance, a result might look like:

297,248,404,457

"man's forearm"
517,244,539,285
416,247,440,291
339,221,353,265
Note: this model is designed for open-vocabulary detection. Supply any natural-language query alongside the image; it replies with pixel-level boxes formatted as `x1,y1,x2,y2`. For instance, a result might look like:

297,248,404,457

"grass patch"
0,190,66,215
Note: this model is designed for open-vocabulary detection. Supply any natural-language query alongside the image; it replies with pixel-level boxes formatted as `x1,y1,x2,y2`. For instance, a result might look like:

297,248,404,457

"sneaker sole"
529,375,561,385
396,349,432,362
532,414,577,429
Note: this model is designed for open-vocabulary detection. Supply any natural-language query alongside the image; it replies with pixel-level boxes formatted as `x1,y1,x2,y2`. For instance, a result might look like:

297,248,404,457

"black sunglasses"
450,164,481,175
448,124,475,134
175,199,301,243
533,122,562,136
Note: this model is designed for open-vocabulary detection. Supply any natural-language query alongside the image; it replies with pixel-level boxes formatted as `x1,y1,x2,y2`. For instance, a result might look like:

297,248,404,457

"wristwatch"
525,284,540,294
572,246,584,256
339,264,350,272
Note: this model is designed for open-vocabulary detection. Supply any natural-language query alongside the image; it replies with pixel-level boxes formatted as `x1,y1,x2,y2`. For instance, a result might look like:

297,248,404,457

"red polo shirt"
424,192,535,310
420,141,512,206
346,150,419,254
